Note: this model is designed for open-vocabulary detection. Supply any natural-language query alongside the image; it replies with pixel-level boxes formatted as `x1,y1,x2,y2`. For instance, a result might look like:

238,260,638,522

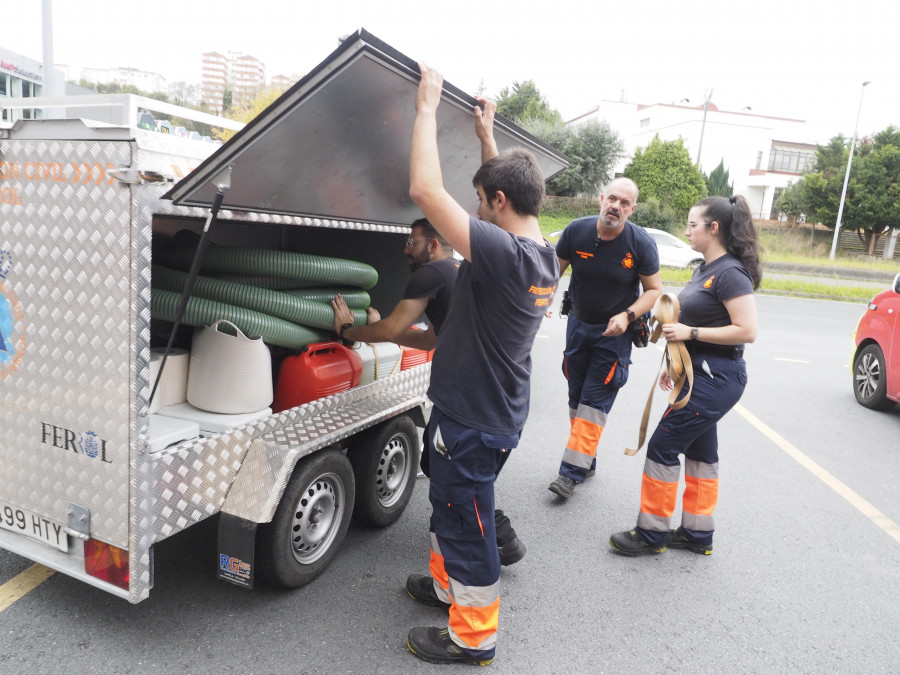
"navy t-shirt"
401,257,460,334
556,217,659,321
428,217,559,434
677,253,754,343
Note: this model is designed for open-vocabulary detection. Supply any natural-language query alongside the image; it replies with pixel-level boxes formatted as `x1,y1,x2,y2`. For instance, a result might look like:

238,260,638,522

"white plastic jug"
352,341,402,386
187,320,273,414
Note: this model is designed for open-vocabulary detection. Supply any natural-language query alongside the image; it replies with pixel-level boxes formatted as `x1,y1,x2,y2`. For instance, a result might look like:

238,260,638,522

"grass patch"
659,266,878,304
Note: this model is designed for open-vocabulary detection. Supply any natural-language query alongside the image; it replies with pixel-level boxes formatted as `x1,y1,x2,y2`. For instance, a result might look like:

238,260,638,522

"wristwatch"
339,322,353,341
690,326,699,340
626,309,636,323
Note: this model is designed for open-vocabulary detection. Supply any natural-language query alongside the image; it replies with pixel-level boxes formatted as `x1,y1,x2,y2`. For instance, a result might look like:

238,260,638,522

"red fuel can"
400,346,433,370
273,342,363,412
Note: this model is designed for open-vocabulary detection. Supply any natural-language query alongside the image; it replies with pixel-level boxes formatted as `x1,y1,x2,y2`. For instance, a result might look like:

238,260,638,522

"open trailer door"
164,28,568,223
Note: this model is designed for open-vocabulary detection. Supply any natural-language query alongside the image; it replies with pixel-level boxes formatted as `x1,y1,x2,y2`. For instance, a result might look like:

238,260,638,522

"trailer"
0,29,567,603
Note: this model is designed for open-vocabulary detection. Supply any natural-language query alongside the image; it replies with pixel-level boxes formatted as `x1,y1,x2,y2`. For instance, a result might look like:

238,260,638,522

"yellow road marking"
0,564,55,612
735,403,900,544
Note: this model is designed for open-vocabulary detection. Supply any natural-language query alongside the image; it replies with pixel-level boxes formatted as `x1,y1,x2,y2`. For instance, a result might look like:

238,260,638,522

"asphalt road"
0,287,897,674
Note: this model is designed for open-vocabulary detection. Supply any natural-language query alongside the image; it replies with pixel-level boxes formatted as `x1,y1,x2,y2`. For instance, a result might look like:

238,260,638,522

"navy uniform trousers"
636,351,747,547
425,406,519,658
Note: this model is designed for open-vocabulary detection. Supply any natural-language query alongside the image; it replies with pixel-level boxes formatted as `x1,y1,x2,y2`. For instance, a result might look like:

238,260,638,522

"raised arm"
409,63,474,261
474,95,499,163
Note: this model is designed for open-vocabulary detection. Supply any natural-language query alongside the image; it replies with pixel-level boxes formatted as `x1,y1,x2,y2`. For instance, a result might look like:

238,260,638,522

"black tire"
349,415,420,527
257,449,355,588
853,343,894,411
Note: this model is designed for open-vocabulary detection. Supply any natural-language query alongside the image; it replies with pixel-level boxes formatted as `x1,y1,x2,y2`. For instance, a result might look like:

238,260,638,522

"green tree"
774,181,810,227
706,159,733,197
212,87,283,142
524,118,624,197
496,80,562,124
792,127,900,254
221,88,233,114
624,135,707,214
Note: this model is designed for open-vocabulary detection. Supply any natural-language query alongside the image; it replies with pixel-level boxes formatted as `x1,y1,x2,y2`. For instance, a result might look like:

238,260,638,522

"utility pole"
829,81,871,260
696,89,714,169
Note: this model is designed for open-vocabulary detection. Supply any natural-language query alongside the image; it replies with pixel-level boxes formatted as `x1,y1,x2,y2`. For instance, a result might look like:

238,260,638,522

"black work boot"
609,529,666,556
405,574,451,608
548,474,577,498
494,509,526,566
407,627,494,666
667,527,713,555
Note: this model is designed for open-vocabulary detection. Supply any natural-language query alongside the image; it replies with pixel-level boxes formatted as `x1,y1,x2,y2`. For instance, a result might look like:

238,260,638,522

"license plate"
0,499,68,552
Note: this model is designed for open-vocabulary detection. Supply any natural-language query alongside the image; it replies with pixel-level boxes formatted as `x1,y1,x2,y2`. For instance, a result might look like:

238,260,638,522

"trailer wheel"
257,449,355,588
349,415,420,527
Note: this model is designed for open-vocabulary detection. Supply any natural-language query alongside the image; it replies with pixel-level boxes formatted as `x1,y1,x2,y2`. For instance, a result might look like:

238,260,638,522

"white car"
645,228,705,269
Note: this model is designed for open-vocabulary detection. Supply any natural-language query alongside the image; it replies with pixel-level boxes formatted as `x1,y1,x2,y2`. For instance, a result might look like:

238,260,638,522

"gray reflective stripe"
450,625,497,651
685,459,719,480
448,578,499,608
575,403,607,426
430,532,443,557
637,512,671,532
643,458,681,483
562,447,594,469
682,513,715,532
569,407,576,421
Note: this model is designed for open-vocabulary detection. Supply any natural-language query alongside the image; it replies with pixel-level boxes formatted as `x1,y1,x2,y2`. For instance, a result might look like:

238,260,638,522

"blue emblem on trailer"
79,431,100,459
0,250,27,379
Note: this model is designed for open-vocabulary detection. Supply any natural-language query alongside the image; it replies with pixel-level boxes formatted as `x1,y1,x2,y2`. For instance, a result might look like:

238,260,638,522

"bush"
629,198,683,234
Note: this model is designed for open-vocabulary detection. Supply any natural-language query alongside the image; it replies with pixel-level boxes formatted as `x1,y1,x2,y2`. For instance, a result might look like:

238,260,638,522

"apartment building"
200,51,266,112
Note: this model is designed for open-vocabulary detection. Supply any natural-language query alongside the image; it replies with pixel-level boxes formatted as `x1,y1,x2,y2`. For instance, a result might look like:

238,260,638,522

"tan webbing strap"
624,293,694,456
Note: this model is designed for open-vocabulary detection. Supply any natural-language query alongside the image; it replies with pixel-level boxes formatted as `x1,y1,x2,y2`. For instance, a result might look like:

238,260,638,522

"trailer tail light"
84,539,129,590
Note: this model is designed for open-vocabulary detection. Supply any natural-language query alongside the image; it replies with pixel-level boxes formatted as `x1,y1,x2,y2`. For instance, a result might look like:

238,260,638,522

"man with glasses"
331,217,457,350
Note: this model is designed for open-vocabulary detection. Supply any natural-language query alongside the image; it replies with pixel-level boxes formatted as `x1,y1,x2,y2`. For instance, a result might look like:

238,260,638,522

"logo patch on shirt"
703,274,716,289
621,252,634,269
575,250,594,259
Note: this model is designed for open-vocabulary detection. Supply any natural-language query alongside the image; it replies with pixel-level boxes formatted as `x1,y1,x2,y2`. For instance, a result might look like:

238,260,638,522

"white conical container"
187,320,273,414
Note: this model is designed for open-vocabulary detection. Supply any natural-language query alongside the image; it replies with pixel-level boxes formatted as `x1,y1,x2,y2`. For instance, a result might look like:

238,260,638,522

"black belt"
571,306,610,325
688,344,744,360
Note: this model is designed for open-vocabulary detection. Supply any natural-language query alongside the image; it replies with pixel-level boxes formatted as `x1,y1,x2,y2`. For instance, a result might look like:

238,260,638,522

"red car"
852,273,900,410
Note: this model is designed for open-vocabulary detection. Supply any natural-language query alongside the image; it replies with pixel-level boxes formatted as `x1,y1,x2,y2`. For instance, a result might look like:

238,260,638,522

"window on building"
767,144,815,174
0,74,7,96
756,151,763,170
640,117,650,128
22,81,34,97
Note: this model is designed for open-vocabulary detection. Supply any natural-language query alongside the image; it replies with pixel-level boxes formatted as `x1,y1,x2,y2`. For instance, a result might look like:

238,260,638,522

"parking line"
0,564,55,612
735,403,900,545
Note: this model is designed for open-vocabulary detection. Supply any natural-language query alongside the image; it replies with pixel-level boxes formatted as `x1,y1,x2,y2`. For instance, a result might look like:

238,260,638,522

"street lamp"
829,81,871,260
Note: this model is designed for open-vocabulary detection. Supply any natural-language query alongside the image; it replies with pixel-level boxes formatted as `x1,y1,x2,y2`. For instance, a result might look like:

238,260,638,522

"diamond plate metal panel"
150,367,429,538
0,136,135,547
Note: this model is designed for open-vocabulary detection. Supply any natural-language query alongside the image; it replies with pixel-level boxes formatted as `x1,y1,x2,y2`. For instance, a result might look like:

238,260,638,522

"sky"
3,0,899,143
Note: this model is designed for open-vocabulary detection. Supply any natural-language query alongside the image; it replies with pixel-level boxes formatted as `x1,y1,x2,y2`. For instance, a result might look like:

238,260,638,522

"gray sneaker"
548,475,577,498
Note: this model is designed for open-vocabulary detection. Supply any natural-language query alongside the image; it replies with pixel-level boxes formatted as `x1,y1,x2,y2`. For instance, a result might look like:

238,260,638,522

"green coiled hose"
160,245,379,290
152,265,367,330
152,289,329,349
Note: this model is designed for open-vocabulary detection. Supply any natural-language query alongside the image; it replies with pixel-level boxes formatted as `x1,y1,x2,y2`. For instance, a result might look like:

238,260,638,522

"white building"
570,100,818,220
0,46,55,123
201,51,266,112
78,65,167,93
